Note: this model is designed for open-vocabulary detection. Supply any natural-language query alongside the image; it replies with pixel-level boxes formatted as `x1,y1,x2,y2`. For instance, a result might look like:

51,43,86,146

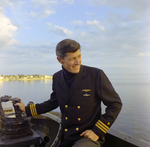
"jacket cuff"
92,120,110,138
25,104,38,117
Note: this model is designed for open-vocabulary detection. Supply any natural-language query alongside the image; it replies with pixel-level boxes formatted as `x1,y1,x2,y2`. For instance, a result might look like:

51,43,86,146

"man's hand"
80,130,99,141
14,97,25,112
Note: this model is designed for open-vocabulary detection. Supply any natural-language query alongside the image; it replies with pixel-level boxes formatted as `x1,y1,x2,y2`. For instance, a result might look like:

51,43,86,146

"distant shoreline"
0,75,53,81
0,77,52,81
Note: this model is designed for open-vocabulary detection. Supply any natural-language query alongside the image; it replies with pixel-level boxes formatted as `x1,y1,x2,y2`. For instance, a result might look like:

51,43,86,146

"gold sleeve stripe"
95,120,109,133
32,104,37,116
30,104,38,116
32,105,36,116
33,104,38,116
30,105,34,116
97,122,108,132
82,89,91,92
95,124,107,133
98,120,109,130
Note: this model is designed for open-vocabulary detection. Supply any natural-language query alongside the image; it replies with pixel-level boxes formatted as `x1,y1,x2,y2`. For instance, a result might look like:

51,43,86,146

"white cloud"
30,0,57,7
138,53,150,57
46,23,73,36
86,20,105,30
29,0,57,18
30,11,38,17
45,22,53,26
62,0,74,4
89,0,150,9
71,20,83,25
40,9,55,18
53,25,73,35
87,20,99,25
89,0,150,20
0,0,16,8
0,7,5,13
85,11,95,16
0,13,18,47
30,9,55,18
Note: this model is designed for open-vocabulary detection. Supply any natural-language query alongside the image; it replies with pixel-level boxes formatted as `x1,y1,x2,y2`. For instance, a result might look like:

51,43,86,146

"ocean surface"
0,74,150,143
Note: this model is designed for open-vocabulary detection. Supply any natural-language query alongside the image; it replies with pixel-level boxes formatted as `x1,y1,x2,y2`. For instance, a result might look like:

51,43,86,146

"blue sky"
0,0,150,79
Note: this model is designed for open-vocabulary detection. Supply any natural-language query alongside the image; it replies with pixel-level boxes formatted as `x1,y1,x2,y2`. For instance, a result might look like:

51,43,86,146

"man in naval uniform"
16,39,122,147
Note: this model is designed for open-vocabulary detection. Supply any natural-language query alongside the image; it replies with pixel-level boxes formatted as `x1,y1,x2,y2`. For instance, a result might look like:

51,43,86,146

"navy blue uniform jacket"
26,65,122,147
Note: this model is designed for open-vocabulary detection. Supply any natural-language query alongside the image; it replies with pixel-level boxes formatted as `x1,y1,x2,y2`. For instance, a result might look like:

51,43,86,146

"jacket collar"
59,65,85,103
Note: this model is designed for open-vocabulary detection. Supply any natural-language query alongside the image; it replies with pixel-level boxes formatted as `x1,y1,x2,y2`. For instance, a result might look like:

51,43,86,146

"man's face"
57,49,82,73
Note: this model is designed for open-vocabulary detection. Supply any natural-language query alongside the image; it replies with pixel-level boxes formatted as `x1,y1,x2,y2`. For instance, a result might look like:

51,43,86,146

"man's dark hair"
56,39,80,58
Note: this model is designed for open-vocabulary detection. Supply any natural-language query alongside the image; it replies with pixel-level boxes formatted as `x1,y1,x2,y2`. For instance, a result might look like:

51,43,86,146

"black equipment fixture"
0,95,50,147
0,95,33,141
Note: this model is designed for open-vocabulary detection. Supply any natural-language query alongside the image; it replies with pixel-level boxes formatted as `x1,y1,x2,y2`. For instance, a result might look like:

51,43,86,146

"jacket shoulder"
82,65,103,75
53,69,63,81
53,69,62,76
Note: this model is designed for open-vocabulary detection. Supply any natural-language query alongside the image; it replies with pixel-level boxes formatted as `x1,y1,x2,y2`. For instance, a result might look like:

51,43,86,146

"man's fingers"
14,97,20,105
80,130,99,141
15,103,20,106
14,97,20,99
80,130,87,136
80,130,90,138
13,98,25,112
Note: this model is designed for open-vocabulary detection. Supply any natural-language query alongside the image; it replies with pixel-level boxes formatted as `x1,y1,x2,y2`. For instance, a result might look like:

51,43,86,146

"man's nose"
75,58,80,64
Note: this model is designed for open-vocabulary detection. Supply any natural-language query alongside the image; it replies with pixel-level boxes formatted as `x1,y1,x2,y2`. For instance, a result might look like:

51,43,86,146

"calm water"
0,77,150,142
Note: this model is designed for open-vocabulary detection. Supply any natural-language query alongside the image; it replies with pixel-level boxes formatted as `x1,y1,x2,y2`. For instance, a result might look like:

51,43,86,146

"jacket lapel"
57,65,86,104
66,65,85,103
59,71,69,94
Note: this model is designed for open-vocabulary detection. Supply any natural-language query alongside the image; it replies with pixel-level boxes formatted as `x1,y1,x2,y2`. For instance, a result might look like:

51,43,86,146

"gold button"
65,129,68,132
107,122,110,125
65,117,68,120
77,106,81,109
65,105,68,108
76,127,79,131
78,118,81,121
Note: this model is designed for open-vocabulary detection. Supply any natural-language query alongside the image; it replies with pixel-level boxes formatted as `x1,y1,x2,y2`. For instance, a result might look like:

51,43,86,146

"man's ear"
57,56,63,64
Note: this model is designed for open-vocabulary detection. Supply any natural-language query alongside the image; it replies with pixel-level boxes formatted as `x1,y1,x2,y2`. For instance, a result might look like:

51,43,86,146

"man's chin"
74,71,80,74
75,69,81,73
71,68,80,73
69,65,81,73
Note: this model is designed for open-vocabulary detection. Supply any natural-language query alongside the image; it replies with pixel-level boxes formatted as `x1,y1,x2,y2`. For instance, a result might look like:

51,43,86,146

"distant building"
44,75,53,79
0,74,53,81
0,75,4,80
